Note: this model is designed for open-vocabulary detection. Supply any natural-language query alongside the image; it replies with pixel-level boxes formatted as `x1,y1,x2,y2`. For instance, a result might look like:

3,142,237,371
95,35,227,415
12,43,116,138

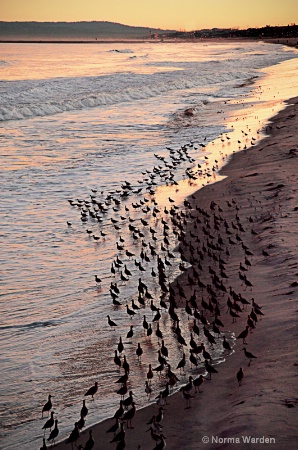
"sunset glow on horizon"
0,0,297,31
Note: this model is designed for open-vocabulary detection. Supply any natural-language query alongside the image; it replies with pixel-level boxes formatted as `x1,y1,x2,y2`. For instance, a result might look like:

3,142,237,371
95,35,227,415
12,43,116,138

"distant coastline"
0,38,297,49
0,22,297,44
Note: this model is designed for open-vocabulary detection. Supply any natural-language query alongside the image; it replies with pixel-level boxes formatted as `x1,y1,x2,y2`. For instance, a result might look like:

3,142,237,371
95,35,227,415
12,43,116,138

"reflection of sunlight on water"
0,47,297,448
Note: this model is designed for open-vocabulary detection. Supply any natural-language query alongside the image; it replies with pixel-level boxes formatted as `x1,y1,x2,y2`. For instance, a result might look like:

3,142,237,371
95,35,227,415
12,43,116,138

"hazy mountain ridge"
0,21,175,40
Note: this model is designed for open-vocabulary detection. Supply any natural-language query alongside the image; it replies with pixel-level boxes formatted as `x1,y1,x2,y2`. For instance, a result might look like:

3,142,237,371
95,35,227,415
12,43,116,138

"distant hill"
0,21,175,41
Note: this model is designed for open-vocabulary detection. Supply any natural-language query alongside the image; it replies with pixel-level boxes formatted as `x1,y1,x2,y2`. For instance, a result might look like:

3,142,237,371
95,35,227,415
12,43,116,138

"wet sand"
54,96,298,449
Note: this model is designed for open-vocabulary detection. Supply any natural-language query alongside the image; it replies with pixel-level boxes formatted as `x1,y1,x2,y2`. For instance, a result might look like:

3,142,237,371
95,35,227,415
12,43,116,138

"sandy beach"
53,94,298,450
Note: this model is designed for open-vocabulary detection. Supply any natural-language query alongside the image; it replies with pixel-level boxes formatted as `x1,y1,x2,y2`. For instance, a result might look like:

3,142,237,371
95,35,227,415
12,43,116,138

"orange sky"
0,0,297,31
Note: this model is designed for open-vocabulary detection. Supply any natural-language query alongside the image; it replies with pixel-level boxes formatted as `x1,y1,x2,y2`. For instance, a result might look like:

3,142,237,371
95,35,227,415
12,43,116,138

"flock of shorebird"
40,128,262,450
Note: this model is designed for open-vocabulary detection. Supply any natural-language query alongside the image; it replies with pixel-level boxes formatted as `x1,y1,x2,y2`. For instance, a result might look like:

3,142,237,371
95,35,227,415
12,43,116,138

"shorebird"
193,374,204,393
107,315,118,327
204,360,218,380
242,347,257,366
84,382,98,399
122,390,134,409
114,401,124,420
116,381,128,399
147,415,162,434
47,419,59,445
42,394,52,417
160,340,168,358
81,400,88,418
184,375,194,393
118,337,124,354
176,352,186,374
147,323,153,337
136,342,143,360
159,382,170,405
95,275,102,283
126,304,136,318
121,402,136,428
202,344,212,361
156,406,164,423
42,411,54,433
145,380,152,400
84,430,95,450
122,355,130,373
77,413,85,430
142,315,149,331
114,350,121,369
237,326,249,345
181,386,194,408
66,422,80,449
127,325,134,339
189,351,199,369
223,335,231,351
237,367,244,386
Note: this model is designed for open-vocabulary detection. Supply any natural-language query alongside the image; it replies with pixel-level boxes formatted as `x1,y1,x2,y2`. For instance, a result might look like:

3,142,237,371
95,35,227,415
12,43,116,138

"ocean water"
0,41,297,449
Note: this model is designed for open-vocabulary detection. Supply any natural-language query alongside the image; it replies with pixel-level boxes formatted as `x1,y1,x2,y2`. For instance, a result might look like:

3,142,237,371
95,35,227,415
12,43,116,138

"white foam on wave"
0,45,296,123
108,48,134,53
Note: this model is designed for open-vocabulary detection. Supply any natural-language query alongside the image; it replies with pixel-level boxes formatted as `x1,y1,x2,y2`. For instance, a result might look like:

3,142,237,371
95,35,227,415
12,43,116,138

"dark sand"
55,98,298,450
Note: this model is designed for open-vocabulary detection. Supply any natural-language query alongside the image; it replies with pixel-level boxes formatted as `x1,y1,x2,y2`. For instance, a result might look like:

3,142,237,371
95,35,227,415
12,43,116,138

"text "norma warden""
203,436,276,444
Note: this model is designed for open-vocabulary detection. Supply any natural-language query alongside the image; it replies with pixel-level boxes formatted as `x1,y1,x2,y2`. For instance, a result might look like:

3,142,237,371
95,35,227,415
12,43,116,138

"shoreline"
0,38,296,47
54,97,298,449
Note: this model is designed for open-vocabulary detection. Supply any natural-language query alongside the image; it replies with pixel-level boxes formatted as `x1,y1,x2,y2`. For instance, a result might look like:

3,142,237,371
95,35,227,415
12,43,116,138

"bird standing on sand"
84,382,98,399
84,429,95,450
237,367,244,386
40,438,47,450
66,422,80,449
122,402,136,428
181,386,194,408
242,347,257,366
47,419,59,445
193,374,204,393
237,326,249,345
42,394,52,417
